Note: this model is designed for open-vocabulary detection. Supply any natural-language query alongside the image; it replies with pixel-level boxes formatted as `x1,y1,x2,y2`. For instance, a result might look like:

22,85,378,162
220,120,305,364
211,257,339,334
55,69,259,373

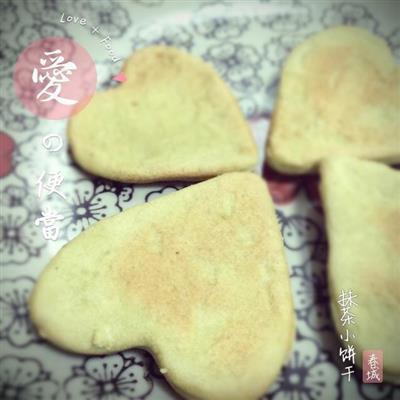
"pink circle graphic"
14,37,97,120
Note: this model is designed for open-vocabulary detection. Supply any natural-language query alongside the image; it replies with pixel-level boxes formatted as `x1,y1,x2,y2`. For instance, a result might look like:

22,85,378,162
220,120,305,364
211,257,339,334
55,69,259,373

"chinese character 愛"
32,49,78,105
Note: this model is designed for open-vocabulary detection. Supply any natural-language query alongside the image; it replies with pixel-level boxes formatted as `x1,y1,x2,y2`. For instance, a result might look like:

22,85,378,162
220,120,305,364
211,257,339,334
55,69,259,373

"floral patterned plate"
1,1,399,399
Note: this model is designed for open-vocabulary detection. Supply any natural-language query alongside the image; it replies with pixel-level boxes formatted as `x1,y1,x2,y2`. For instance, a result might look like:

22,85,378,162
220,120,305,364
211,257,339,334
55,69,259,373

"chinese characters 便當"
34,134,66,241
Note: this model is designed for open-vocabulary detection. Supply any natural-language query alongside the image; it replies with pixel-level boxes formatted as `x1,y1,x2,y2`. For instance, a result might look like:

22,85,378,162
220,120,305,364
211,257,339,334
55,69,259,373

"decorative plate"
1,1,399,399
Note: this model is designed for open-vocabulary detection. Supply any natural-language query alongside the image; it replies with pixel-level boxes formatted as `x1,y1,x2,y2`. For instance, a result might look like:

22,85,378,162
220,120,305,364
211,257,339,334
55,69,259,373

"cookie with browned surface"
68,46,258,183
266,26,400,174
29,172,295,400
321,157,400,380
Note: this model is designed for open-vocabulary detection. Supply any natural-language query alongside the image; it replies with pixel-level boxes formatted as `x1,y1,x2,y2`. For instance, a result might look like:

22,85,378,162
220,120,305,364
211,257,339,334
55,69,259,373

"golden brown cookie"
68,46,258,183
321,157,400,379
266,26,400,174
29,172,295,400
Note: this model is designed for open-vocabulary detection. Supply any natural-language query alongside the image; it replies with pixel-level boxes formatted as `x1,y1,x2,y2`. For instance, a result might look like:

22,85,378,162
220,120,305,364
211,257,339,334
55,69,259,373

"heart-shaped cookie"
29,172,294,400
266,26,400,174
68,46,258,183
321,157,400,379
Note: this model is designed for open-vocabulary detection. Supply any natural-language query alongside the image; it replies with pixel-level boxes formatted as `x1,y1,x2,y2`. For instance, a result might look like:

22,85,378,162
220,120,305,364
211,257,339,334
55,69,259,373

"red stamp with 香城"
363,350,383,383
